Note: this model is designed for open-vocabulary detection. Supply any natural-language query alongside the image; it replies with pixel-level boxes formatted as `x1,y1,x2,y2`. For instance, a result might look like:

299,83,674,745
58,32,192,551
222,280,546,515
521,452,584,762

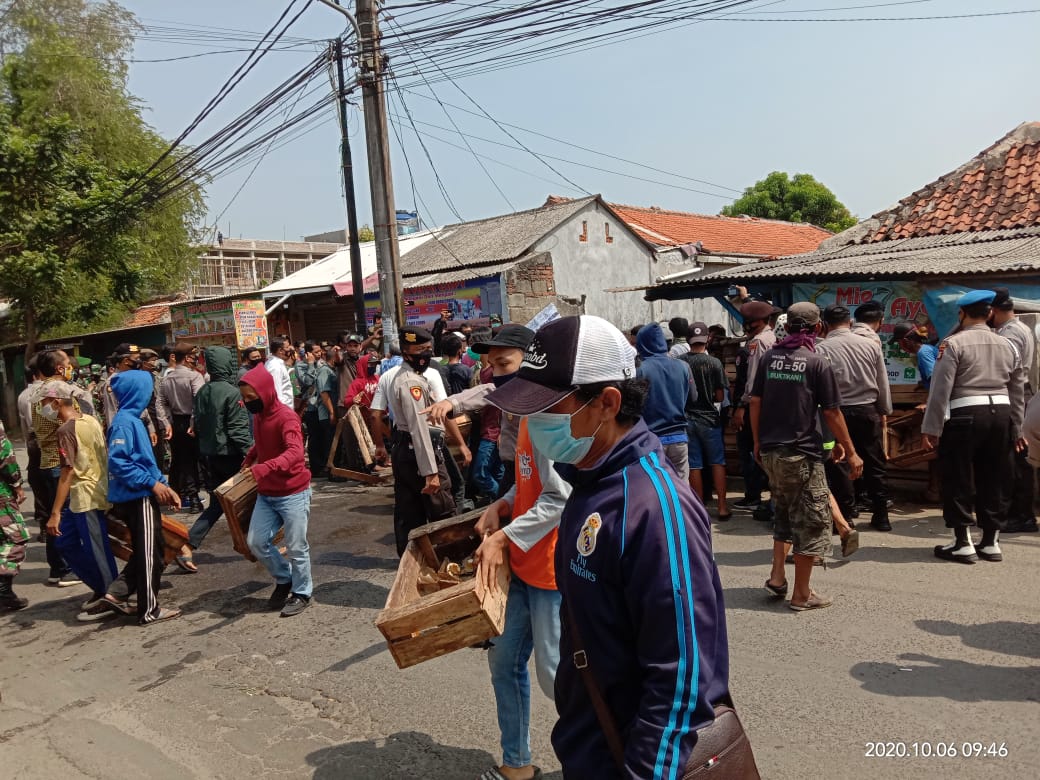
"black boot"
870,504,892,532
0,575,28,611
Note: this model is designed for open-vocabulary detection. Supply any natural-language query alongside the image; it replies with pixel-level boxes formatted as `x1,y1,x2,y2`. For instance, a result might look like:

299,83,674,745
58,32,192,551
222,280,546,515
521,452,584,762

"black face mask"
491,371,517,388
249,358,263,368
403,349,433,372
366,363,378,377
244,398,264,415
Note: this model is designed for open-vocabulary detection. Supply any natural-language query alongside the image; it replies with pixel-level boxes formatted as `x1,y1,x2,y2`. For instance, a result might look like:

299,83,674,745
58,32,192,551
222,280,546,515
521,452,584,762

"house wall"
503,256,583,325
532,201,655,330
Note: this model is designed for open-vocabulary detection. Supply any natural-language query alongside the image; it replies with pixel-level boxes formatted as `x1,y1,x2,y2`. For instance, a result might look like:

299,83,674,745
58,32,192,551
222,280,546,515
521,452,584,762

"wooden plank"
382,542,423,614
327,465,394,485
104,512,189,566
347,406,375,466
406,507,484,542
388,612,497,669
377,580,481,639
215,470,258,561
416,536,439,569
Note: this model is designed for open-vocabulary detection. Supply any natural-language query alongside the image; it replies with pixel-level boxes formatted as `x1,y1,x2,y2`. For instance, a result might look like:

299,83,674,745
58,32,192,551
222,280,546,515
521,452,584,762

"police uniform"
993,291,1037,531
389,328,456,555
922,290,1024,563
736,301,777,510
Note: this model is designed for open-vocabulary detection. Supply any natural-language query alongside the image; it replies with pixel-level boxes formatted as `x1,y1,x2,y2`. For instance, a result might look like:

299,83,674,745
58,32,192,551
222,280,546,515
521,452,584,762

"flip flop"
103,594,134,615
142,607,182,625
841,529,860,558
789,592,833,612
764,579,788,598
175,555,198,574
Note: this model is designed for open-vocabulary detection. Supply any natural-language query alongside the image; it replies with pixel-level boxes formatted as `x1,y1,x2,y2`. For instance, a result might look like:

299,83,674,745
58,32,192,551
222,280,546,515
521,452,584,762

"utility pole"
356,0,403,349
330,5,366,335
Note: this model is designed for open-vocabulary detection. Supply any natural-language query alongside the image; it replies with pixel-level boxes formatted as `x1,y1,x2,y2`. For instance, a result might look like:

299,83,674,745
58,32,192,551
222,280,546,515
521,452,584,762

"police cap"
957,289,996,308
740,301,779,322
400,327,434,346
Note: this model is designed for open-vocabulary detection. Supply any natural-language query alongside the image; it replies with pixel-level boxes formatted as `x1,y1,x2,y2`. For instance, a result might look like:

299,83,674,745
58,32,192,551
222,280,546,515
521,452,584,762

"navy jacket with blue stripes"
552,420,729,779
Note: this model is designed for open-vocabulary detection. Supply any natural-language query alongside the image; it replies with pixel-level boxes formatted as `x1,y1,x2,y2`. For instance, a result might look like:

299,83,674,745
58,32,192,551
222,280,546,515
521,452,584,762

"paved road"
1,474,1037,779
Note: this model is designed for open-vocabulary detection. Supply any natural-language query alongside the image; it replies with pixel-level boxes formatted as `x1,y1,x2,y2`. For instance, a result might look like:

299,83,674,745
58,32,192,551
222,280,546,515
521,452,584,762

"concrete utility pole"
317,0,403,351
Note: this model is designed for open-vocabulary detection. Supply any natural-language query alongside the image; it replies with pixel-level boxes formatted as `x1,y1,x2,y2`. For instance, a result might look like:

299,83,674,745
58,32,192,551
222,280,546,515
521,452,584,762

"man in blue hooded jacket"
103,370,182,624
486,315,731,780
635,322,696,482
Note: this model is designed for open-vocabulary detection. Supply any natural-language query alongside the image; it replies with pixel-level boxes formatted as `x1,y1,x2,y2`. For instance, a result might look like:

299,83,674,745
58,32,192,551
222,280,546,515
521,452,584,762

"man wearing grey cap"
989,287,1037,533
922,290,1024,563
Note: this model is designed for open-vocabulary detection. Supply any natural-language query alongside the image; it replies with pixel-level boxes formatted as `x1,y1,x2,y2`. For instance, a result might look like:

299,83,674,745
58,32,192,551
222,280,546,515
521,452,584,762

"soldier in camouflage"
0,421,30,610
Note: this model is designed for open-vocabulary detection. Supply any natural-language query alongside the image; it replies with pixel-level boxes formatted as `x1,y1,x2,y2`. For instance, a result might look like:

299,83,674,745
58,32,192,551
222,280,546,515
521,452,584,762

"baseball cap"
688,321,710,344
787,301,821,327
992,287,1014,311
740,301,779,322
42,383,74,400
111,343,139,359
485,315,637,415
890,322,927,344
472,323,535,354
343,333,362,343
822,303,851,324
139,347,159,360
400,326,434,346
957,289,995,307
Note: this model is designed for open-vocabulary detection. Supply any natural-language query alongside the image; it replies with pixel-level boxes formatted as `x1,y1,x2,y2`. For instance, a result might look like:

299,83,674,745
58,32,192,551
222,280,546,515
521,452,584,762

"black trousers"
390,437,455,556
496,460,516,501
303,410,334,476
107,496,165,623
736,422,768,501
170,414,200,501
36,466,70,577
841,405,889,509
1008,448,1036,525
824,455,856,522
938,405,1013,531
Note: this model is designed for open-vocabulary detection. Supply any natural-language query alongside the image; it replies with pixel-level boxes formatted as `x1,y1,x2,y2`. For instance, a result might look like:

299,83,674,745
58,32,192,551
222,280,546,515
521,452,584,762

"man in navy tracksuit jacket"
104,370,182,624
636,322,696,482
487,315,730,780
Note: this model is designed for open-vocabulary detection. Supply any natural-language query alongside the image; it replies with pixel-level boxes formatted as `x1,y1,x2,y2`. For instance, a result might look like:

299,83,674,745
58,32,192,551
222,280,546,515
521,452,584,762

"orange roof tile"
863,122,1040,243
544,195,832,257
122,303,171,329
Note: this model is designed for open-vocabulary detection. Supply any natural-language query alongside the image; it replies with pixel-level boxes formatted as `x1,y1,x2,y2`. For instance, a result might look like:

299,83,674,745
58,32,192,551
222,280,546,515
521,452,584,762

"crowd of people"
1,286,1036,779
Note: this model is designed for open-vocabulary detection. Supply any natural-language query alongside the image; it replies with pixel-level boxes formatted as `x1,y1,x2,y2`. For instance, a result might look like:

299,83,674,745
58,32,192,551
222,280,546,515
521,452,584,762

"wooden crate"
105,512,189,566
214,470,273,562
376,509,510,669
886,407,936,468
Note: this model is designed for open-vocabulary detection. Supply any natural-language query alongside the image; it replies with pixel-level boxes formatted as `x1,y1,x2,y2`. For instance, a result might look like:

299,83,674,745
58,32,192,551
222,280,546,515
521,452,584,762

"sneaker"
268,581,293,611
47,572,83,587
870,514,892,532
77,602,117,622
1004,519,1038,533
280,594,311,617
0,592,28,611
976,544,1003,563
934,540,978,564
82,595,106,610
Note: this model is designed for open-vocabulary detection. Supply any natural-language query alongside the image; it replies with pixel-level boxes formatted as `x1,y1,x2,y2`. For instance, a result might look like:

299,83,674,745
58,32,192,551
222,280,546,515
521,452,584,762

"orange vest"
509,419,558,590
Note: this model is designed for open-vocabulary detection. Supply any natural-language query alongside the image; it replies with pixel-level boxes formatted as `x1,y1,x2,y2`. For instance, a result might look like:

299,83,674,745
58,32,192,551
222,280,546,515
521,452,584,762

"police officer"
388,327,456,554
990,287,1037,533
852,300,885,345
922,290,1024,563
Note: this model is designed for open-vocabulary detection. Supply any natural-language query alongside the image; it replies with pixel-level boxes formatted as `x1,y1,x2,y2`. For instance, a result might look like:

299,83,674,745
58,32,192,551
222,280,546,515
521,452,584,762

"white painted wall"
533,201,656,330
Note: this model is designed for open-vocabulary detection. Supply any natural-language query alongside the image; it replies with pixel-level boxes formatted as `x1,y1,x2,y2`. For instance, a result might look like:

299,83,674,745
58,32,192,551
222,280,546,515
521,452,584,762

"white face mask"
39,403,59,421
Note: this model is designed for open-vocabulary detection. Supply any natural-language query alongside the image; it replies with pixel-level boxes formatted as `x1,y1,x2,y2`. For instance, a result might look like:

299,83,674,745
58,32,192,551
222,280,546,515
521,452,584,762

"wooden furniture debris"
105,512,188,566
214,469,283,561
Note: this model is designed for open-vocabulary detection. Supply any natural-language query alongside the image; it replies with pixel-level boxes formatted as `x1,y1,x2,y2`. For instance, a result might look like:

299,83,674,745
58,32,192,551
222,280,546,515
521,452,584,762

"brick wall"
504,254,583,324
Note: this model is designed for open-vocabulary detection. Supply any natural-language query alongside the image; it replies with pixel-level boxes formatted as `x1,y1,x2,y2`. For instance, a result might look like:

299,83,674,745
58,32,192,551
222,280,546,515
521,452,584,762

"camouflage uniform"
0,422,30,577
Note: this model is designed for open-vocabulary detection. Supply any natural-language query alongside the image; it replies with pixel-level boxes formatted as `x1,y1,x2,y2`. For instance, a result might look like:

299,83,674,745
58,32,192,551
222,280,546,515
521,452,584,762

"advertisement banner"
791,280,933,385
364,276,502,330
233,299,269,350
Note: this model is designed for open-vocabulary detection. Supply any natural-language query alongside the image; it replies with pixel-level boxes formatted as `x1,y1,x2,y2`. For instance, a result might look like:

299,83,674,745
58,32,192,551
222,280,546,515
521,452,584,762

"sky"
116,0,1040,242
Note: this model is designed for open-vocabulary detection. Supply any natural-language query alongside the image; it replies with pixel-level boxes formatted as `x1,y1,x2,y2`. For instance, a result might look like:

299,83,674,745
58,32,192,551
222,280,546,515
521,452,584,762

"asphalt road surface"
1,475,1037,779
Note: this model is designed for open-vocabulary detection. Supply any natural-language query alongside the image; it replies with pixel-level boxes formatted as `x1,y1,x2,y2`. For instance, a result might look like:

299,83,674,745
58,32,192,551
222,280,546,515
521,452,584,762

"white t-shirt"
371,365,446,415
264,356,294,407
668,342,691,359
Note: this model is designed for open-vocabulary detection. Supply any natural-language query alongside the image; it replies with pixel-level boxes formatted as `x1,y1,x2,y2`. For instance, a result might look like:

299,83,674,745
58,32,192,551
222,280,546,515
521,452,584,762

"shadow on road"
721,586,791,613
323,639,387,672
314,550,399,571
312,579,388,609
307,731,497,779
172,580,269,635
915,619,1040,659
850,653,1040,701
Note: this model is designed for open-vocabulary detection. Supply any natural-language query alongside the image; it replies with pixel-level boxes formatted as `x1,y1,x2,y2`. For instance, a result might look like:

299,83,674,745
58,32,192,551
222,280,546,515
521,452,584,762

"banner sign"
365,275,502,330
233,299,269,350
171,298,268,349
791,280,934,385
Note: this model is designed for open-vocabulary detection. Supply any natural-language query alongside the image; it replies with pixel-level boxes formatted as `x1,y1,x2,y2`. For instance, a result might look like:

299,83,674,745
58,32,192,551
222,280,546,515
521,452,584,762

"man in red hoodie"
239,365,313,617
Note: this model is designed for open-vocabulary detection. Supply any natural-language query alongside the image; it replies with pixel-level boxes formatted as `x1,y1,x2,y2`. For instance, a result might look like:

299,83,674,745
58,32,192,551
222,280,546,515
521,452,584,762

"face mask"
244,398,264,415
249,358,263,367
403,350,433,372
526,400,602,465
366,363,378,377
39,403,59,421
63,365,74,381
491,371,517,388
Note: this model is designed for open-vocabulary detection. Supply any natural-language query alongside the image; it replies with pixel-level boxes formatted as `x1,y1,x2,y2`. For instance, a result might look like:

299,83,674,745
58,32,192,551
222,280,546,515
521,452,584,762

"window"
579,221,588,243
604,223,614,244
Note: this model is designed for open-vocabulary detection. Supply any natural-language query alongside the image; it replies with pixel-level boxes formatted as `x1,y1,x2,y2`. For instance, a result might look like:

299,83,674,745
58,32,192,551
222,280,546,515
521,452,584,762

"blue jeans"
471,439,504,497
488,578,562,768
247,490,313,598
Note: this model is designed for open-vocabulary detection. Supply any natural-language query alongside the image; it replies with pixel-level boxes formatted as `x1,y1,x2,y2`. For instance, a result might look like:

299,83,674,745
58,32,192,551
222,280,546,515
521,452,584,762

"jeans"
247,489,313,597
471,439,504,497
487,578,562,768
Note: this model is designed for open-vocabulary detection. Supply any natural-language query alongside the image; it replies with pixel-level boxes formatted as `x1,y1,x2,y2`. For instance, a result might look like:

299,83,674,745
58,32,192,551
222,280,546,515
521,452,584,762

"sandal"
478,767,543,780
789,592,833,612
143,607,182,625
841,528,860,558
175,555,198,574
764,579,788,597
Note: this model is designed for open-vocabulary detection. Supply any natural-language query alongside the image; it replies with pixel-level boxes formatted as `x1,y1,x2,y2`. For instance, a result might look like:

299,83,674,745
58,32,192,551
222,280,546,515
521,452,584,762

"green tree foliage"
0,0,204,351
357,224,376,242
721,171,857,233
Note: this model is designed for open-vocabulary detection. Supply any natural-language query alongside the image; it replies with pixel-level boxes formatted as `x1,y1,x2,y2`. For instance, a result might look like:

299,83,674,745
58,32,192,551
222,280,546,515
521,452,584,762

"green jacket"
193,347,253,459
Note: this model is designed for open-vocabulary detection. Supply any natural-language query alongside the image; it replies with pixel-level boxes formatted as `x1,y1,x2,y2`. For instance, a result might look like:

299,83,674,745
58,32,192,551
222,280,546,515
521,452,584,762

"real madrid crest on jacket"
388,327,455,555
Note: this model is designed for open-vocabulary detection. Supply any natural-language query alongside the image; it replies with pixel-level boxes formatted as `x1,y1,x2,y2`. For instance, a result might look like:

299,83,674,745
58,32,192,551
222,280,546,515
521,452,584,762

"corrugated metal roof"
398,197,595,275
402,259,522,288
660,227,1040,286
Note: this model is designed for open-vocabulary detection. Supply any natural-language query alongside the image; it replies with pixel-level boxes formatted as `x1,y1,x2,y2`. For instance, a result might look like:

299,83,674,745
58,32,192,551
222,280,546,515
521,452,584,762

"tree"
721,171,857,233
357,224,376,242
0,0,204,352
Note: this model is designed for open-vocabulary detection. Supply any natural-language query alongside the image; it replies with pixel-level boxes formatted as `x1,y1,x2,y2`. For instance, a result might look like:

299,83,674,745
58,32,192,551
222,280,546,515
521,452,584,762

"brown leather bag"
565,599,760,779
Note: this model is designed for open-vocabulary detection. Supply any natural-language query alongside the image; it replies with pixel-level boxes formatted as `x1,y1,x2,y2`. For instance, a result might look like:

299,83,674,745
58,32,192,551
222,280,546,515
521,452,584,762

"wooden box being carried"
105,512,188,566
376,509,510,669
214,470,284,561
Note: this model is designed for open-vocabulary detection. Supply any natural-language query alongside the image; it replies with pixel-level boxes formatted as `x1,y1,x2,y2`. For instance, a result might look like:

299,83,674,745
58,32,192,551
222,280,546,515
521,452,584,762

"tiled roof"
651,227,1040,289
121,303,172,328
545,195,831,256
398,196,597,277
861,122,1040,243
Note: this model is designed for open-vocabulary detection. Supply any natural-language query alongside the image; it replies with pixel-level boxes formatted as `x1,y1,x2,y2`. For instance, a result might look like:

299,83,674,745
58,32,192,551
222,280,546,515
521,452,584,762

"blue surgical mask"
526,400,601,465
